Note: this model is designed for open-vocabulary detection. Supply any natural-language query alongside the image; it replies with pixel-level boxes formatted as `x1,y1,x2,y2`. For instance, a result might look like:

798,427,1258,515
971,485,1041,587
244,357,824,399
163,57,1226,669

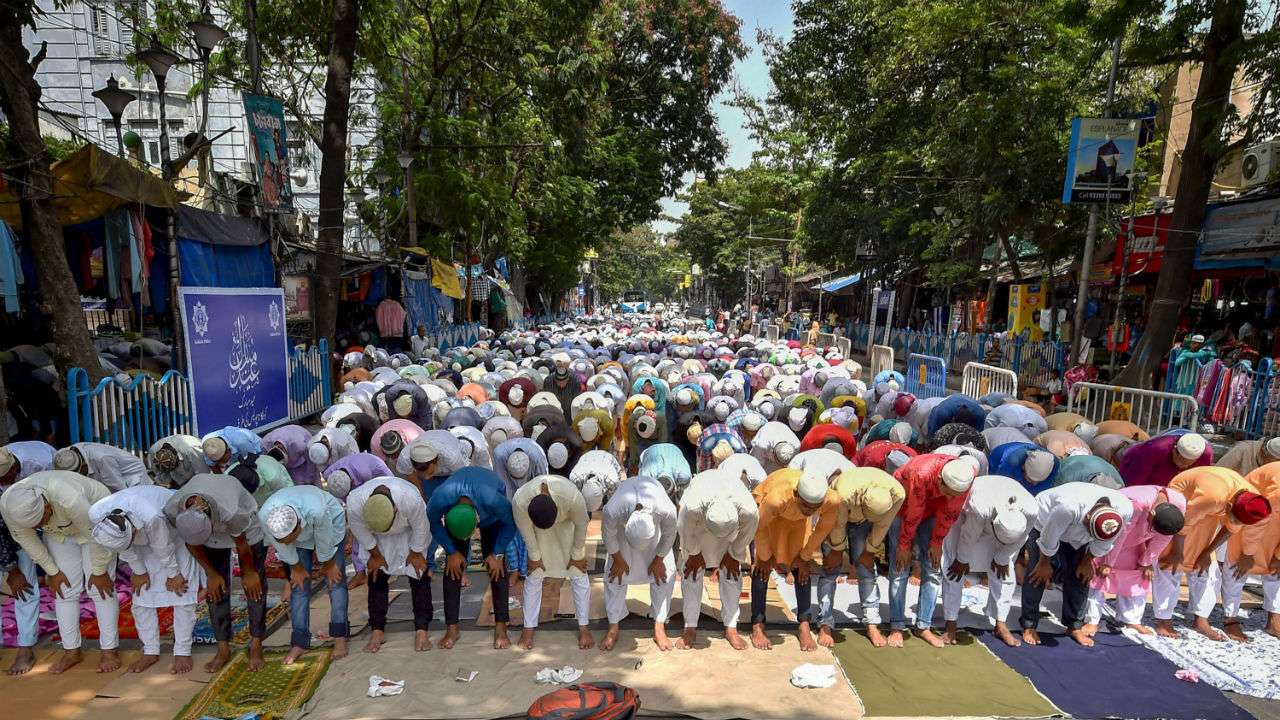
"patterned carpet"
176,646,333,720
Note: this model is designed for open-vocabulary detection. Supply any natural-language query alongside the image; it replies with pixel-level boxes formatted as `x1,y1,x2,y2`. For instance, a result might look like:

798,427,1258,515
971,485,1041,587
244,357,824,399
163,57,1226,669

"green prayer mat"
829,630,1059,718
176,647,333,720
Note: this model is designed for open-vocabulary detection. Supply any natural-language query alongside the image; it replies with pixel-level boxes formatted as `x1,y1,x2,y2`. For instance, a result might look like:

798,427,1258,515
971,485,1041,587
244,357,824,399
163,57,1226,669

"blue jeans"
14,549,40,647
812,521,889,628
886,516,941,631
288,546,350,649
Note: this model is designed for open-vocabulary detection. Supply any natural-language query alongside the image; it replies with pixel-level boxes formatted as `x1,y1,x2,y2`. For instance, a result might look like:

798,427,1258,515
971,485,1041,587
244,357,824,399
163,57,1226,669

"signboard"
1062,117,1141,204
1114,211,1169,276
1007,283,1046,340
179,287,290,435
242,93,294,210
283,275,311,320
1196,196,1280,269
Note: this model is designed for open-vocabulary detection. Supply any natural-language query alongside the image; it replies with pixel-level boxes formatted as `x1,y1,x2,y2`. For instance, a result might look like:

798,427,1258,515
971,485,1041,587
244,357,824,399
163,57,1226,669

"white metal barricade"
961,362,1019,399
766,324,780,343
837,337,851,358
1067,382,1200,436
869,344,894,379
751,322,762,337
817,332,837,349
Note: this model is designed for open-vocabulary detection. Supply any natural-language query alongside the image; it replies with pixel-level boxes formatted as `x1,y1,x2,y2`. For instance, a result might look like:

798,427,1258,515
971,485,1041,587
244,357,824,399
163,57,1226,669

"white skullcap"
53,447,82,471
1024,450,1055,484
992,502,1028,545
714,402,731,421
553,352,571,365
4,485,45,527
624,508,657,546
507,450,530,478
797,466,829,504
888,422,912,445
489,428,509,446
884,449,912,474
578,417,599,442
1066,446,1091,457
940,458,977,493
327,469,352,499
308,442,331,465
742,413,765,432
508,386,525,405
0,448,15,477
1265,437,1280,460
547,442,569,469
202,437,228,462
787,407,808,431
1188,334,1206,343
636,414,658,439
580,478,605,513
410,442,439,465
265,505,300,540
91,513,132,550
1074,422,1098,443
676,388,696,405
393,393,414,417
705,499,739,539
775,441,796,464
1175,433,1207,460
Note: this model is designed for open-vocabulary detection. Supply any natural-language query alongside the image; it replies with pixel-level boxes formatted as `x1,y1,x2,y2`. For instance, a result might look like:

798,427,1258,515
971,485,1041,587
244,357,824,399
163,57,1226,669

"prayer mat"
175,647,332,720
192,593,286,645
1,585,58,646
263,582,370,648
829,628,1057,718
980,629,1255,720
72,597,173,641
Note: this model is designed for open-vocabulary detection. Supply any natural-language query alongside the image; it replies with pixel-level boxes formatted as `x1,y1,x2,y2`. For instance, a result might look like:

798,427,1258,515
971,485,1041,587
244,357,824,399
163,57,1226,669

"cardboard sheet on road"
292,628,863,720
68,649,219,720
0,648,142,720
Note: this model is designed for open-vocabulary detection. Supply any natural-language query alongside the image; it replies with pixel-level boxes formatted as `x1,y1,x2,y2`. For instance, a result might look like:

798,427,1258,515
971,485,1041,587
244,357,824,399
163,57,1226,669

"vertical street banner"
179,287,290,435
1062,117,1140,204
242,92,293,210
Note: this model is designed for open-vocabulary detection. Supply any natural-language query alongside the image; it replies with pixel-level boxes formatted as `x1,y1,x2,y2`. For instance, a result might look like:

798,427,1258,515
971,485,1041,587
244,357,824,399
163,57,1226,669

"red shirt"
801,424,857,458
893,453,971,553
854,441,916,470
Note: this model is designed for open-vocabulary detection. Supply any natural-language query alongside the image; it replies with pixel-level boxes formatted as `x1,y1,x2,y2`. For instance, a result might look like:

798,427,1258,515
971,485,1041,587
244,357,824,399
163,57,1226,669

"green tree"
596,226,686,303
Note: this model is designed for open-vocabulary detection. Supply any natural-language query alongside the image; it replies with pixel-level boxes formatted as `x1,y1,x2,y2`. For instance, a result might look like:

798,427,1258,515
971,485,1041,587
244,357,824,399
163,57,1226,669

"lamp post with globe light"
91,75,135,158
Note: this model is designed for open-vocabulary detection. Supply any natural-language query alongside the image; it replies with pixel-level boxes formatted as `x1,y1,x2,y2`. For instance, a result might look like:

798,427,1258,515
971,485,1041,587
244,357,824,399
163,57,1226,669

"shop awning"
0,144,179,229
813,273,861,293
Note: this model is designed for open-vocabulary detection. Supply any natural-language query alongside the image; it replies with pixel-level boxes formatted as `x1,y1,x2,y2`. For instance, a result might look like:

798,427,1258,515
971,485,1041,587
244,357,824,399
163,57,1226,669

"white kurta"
677,470,758,566
346,476,430,579
603,476,677,583
79,442,151,491
89,485,204,608
947,475,1038,570
1034,482,1135,557
512,475,589,578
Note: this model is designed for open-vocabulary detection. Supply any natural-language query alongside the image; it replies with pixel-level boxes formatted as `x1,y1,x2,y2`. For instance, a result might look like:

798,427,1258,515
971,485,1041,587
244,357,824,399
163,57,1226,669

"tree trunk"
0,23,105,385
312,0,360,346
983,239,1003,331
1116,0,1246,388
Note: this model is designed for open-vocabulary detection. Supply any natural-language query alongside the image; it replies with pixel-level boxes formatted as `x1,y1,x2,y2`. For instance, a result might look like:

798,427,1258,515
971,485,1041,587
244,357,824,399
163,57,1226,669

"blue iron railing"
845,321,1066,388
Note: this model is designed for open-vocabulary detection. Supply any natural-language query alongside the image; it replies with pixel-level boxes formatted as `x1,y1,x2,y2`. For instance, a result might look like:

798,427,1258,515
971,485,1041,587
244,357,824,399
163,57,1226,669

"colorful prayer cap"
445,503,478,540
1232,491,1272,525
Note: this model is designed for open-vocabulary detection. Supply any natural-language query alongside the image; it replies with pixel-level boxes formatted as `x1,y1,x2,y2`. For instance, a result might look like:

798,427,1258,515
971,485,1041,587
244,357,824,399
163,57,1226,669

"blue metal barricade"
904,353,948,398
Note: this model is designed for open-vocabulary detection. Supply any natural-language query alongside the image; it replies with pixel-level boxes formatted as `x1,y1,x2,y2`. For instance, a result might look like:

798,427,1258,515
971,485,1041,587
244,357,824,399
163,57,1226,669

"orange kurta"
1228,461,1280,566
752,468,840,567
1163,466,1254,570
1096,420,1149,441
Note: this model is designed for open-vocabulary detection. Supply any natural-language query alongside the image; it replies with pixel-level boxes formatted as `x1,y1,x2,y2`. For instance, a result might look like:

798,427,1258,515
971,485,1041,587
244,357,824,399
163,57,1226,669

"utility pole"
1071,35,1122,365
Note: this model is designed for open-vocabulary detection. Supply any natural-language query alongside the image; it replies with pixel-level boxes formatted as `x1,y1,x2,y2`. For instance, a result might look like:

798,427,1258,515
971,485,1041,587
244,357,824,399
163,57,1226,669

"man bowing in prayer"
53,441,150,491
1118,432,1212,487
1229,462,1280,638
347,475,433,653
0,440,55,675
601,474,679,651
512,475,592,650
676,468,759,650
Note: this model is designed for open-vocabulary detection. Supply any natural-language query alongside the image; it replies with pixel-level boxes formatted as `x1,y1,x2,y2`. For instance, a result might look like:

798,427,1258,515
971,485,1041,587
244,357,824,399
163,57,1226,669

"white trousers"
1153,562,1220,620
1262,575,1280,614
941,572,1014,624
47,535,119,650
680,569,743,630
522,575,591,628
604,577,673,625
1084,589,1147,625
133,603,197,656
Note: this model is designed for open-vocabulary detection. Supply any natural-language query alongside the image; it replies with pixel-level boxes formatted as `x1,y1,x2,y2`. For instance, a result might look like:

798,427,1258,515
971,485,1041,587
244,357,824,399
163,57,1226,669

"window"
128,118,184,166
90,6,114,56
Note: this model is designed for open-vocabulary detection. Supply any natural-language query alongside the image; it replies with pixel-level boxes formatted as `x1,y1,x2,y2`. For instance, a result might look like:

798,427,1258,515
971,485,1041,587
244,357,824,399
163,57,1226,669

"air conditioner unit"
1242,140,1279,188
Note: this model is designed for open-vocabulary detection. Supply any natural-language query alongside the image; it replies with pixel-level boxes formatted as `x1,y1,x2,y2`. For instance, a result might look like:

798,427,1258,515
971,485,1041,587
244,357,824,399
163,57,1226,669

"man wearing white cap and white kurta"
676,468,759,650
347,475,433,653
512,475,592,650
89,484,205,674
53,441,150,491
940,475,1038,647
0,470,120,674
600,474,678,651
1217,437,1280,477
0,440,55,675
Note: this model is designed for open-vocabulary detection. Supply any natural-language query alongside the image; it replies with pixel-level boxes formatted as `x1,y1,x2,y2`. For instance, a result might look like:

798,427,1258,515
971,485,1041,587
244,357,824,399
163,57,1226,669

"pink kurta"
1093,485,1187,597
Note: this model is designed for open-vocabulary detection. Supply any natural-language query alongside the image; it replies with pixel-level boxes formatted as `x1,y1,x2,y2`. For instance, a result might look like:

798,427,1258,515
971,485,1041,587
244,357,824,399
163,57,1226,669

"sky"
651,0,795,236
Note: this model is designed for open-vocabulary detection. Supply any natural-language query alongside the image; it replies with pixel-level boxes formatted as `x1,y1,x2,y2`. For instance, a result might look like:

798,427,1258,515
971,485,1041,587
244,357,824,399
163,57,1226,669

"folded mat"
980,630,1255,720
829,629,1056,718
1121,606,1280,700
176,647,332,720
192,592,287,645
0,647,143,720
293,628,863,720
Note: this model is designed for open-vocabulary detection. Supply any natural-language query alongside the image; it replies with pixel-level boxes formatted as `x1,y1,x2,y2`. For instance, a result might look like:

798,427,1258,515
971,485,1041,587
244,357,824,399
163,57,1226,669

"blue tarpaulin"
814,273,861,292
176,206,274,288
404,273,452,332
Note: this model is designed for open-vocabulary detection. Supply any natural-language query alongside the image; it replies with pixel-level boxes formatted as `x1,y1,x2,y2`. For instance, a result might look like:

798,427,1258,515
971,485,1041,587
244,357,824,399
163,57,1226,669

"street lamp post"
92,75,136,158
134,39,182,177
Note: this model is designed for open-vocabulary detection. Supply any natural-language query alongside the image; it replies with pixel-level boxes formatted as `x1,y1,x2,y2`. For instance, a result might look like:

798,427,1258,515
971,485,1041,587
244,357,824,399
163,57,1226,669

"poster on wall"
1062,117,1140,204
179,287,290,435
283,275,311,320
242,92,293,210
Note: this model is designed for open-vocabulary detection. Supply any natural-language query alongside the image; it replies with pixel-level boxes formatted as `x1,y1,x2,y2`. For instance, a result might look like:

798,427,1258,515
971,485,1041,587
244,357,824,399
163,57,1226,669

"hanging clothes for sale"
0,219,25,313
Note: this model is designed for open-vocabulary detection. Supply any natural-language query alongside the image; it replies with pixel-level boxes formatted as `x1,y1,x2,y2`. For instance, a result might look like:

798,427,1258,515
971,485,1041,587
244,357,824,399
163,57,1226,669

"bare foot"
1266,614,1280,639
798,621,818,652
332,637,349,659
817,625,835,648
170,655,193,674
751,623,772,650
1125,623,1154,636
942,621,958,645
1224,621,1250,643
1192,617,1225,642
439,625,461,650
1082,623,1098,638
282,646,308,665
415,629,432,651
518,628,536,650
675,628,697,650
886,630,904,648
599,625,620,652
493,622,511,650
50,649,83,674
247,639,266,671
127,654,159,673
724,627,747,651
1021,628,1041,646
578,627,594,650
1155,620,1180,639
653,624,673,652
866,624,887,648
995,622,1022,647
365,629,386,653
914,628,944,648
347,570,367,590
97,649,122,673
6,647,35,675
1069,628,1095,647
205,644,232,673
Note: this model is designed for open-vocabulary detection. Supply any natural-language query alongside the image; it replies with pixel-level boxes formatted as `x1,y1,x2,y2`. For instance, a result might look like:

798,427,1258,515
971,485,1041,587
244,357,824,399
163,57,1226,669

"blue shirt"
426,467,516,556
206,426,264,466
989,441,1059,495
258,485,346,564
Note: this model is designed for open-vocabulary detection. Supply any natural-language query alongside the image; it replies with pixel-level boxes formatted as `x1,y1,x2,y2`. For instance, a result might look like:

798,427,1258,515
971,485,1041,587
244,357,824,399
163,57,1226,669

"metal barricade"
904,353,947,398
288,339,332,421
869,344,894,379
1202,358,1276,439
751,322,762,337
837,337,851,359
960,362,1019,399
766,324,780,343
816,332,837,349
68,368,195,457
1067,382,1200,436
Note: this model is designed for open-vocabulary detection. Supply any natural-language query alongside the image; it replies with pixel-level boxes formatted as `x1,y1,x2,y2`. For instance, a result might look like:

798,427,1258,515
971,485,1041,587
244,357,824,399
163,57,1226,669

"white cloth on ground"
790,663,837,689
367,676,406,698
535,666,584,685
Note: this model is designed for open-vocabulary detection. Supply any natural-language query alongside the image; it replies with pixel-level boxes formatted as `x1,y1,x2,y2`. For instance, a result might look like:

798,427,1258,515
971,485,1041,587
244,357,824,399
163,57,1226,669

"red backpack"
526,682,640,720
